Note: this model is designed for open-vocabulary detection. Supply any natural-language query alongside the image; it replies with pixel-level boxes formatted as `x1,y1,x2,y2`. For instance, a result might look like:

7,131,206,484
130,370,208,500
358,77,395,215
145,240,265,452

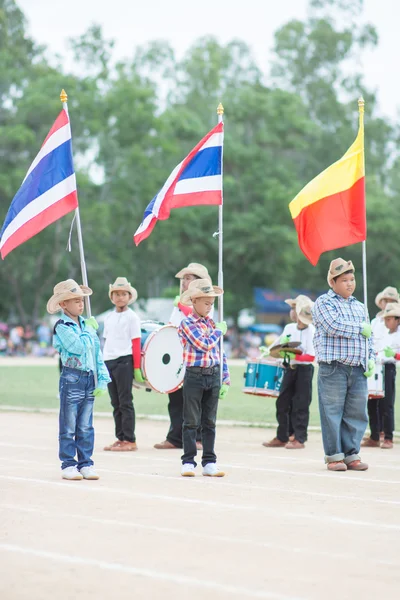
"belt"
187,365,220,375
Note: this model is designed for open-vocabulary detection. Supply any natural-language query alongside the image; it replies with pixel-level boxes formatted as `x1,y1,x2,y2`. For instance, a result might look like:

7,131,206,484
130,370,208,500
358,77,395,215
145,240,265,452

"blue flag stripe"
178,146,222,182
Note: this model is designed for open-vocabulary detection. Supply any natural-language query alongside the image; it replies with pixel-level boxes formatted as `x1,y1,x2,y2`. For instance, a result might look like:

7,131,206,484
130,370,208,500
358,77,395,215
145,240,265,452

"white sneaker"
80,466,100,480
181,463,196,477
202,463,225,477
62,466,83,480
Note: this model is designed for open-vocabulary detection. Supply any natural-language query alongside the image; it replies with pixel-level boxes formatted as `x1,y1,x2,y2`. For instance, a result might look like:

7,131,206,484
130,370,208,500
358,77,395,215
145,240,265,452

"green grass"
1,365,399,430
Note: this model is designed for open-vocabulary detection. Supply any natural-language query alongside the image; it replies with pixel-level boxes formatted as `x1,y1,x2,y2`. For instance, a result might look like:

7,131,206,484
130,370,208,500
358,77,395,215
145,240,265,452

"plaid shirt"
53,312,111,389
178,313,230,385
312,289,374,369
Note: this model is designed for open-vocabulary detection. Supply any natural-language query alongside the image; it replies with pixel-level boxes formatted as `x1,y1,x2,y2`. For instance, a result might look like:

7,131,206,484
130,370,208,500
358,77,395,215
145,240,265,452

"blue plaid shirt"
53,312,111,389
312,289,374,369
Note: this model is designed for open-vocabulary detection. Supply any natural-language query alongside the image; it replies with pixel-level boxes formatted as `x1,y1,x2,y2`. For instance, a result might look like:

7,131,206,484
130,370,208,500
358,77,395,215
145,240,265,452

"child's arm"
180,320,222,353
222,351,230,385
313,300,364,338
54,322,93,355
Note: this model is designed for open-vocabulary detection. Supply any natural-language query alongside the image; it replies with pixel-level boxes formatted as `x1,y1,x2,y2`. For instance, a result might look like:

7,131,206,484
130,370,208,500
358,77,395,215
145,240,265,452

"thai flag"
134,121,223,245
0,109,78,259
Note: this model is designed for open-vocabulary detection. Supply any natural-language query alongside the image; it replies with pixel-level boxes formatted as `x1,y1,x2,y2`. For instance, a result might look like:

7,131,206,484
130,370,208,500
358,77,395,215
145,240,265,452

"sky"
16,0,400,122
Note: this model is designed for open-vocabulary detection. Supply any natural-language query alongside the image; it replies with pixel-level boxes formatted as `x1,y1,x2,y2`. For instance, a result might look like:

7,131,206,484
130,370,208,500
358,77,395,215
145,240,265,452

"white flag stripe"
0,175,77,248
174,175,222,195
23,124,72,183
152,160,183,217
199,132,224,151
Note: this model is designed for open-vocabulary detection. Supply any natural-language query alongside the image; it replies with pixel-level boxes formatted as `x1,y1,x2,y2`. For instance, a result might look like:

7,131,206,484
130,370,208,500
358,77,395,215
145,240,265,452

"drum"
243,359,284,397
134,321,185,394
368,362,385,399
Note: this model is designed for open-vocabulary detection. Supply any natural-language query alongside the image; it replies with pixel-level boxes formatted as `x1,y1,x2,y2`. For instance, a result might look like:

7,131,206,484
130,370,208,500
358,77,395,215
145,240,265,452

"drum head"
142,325,185,393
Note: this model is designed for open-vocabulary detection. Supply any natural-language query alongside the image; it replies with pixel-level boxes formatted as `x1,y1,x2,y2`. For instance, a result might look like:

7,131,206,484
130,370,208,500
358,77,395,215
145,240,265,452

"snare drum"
134,321,185,394
243,359,284,397
368,362,385,399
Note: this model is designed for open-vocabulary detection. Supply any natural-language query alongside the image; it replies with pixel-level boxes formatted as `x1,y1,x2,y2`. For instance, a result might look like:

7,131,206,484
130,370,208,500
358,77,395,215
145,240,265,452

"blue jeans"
59,367,95,470
318,362,368,464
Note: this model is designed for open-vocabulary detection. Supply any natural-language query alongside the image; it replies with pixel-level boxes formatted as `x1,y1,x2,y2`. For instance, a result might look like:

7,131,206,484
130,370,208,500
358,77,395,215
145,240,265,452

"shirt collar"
188,311,212,323
327,289,355,302
61,311,84,327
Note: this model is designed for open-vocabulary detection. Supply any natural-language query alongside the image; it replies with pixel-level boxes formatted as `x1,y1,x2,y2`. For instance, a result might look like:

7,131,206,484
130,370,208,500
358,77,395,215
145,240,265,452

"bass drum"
133,321,185,394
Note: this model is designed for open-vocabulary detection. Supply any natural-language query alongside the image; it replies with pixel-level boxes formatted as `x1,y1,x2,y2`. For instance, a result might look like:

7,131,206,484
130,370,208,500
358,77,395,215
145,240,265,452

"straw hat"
381,302,400,319
375,286,399,310
109,277,138,304
175,262,211,281
296,296,314,326
285,294,312,309
327,258,355,286
47,279,92,314
180,278,223,306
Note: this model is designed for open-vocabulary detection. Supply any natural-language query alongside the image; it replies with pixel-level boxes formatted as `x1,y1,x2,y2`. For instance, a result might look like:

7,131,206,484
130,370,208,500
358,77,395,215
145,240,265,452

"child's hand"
173,295,180,307
279,351,296,360
219,384,229,399
215,321,227,335
85,317,99,331
363,359,375,378
384,346,395,358
134,368,145,383
259,346,270,357
93,387,107,397
280,334,291,345
361,322,372,338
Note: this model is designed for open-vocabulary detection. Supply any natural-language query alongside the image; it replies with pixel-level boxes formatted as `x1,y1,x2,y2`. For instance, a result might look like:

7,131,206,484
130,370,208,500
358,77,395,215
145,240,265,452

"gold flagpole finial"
60,89,68,104
358,96,365,114
217,103,224,116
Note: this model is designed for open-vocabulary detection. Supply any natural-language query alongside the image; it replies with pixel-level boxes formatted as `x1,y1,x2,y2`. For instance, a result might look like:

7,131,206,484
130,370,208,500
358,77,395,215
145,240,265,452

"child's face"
380,298,390,310
192,296,215,318
112,290,131,309
181,274,198,292
290,309,297,322
60,297,84,317
384,316,399,333
331,272,356,299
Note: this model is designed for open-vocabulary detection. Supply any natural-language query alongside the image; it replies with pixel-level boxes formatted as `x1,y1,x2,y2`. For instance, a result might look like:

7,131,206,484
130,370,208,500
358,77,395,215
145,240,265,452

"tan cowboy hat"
180,278,223,306
285,294,312,309
382,302,400,319
327,258,355,286
375,286,399,309
47,279,92,314
296,296,314,326
109,277,138,304
175,262,211,281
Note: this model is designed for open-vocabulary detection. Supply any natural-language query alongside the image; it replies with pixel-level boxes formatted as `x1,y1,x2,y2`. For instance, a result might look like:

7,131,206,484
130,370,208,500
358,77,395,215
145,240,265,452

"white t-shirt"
271,322,315,365
103,308,141,360
371,315,388,353
169,304,214,327
380,328,400,364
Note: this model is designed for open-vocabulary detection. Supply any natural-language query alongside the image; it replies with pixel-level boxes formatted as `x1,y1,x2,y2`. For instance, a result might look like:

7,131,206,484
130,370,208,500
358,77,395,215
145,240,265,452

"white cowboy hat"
296,296,314,326
327,258,355,286
109,277,138,304
285,294,312,309
175,262,211,281
180,278,223,306
382,302,400,319
375,286,399,310
47,279,92,314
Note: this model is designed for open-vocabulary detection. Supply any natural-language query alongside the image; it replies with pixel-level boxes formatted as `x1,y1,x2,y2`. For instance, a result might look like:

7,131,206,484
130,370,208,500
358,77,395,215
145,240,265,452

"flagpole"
358,96,369,369
217,103,224,385
60,89,92,320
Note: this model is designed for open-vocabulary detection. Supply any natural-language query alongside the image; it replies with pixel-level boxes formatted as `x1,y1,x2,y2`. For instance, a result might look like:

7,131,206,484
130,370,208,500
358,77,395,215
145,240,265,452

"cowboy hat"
382,302,400,319
175,263,211,281
375,286,399,310
47,279,92,314
296,296,314,326
285,294,312,309
109,277,138,304
180,278,223,306
327,258,355,286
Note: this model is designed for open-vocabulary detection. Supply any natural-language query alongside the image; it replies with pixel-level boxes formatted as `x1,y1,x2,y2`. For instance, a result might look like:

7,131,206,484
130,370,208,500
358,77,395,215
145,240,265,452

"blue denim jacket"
53,312,111,389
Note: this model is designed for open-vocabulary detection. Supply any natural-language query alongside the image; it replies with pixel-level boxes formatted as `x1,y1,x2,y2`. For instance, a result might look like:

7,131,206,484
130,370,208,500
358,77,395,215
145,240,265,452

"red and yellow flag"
289,102,366,266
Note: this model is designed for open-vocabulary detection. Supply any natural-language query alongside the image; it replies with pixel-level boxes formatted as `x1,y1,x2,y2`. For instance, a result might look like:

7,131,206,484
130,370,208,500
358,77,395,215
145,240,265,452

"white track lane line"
0,543,304,600
1,503,399,568
1,457,400,507
1,474,400,532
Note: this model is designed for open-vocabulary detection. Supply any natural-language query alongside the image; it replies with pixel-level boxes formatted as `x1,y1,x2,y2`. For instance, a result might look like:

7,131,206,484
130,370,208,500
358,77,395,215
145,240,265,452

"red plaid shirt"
178,313,230,385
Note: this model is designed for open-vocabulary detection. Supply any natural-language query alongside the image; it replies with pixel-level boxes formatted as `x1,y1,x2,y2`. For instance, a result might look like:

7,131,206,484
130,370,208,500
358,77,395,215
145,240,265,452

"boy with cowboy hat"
262,295,315,450
103,277,144,452
364,286,400,444
47,279,111,481
363,302,400,449
312,258,374,472
178,278,229,477
154,262,212,451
